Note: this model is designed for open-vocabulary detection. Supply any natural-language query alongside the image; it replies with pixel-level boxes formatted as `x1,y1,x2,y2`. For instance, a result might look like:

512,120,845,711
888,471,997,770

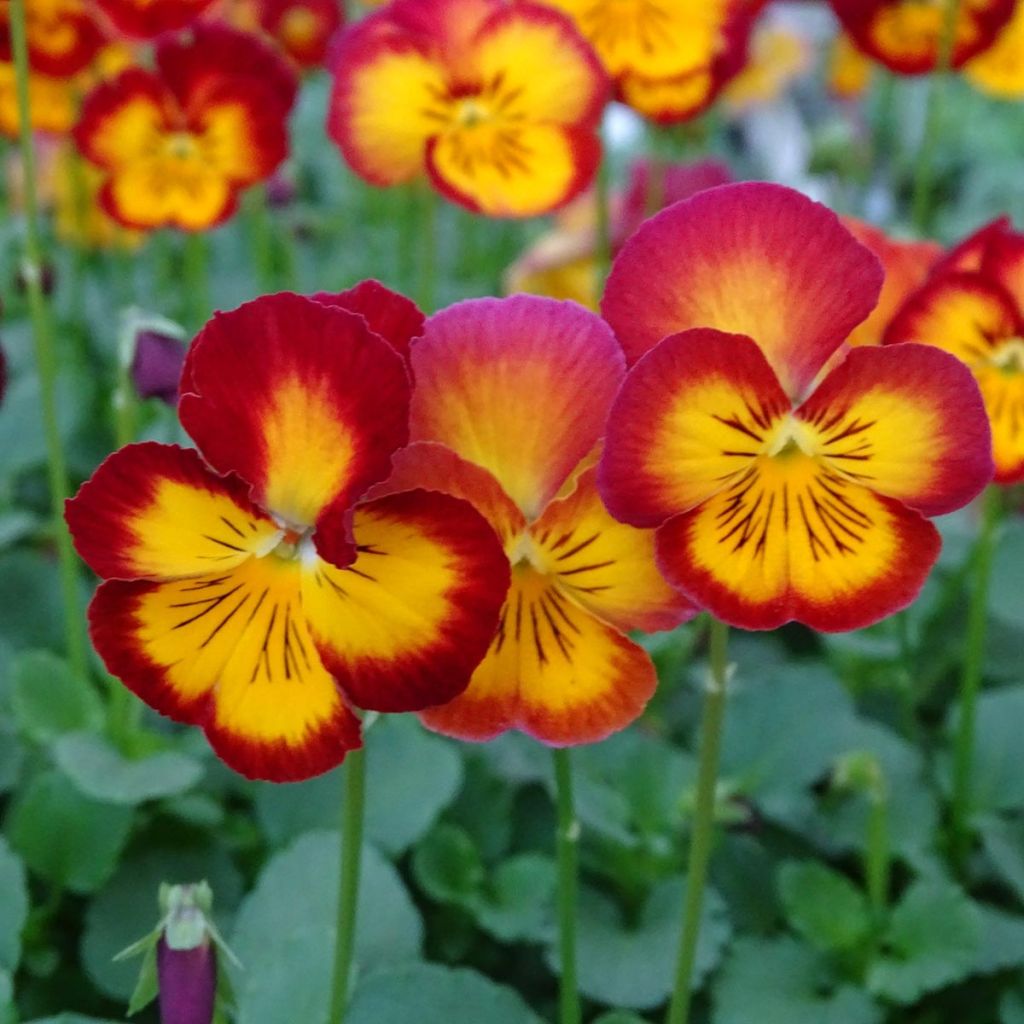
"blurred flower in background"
258,0,341,69
964,0,1024,97
95,0,219,38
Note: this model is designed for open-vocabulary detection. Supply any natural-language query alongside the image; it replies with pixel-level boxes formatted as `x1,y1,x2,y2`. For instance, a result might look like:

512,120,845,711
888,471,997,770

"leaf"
712,936,882,1024
989,520,1024,629
0,837,28,972
867,879,981,1004
981,816,1024,903
345,963,543,1024
23,1018,125,1024
411,823,484,904
6,770,133,893
125,945,158,1016
973,906,1024,975
1002,990,1024,1024
53,732,204,805
0,509,40,550
254,716,462,855
551,877,730,1010
475,854,556,944
592,1015,650,1024
0,551,73,653
10,650,104,743
81,842,244,1000
231,830,422,1024
777,860,871,953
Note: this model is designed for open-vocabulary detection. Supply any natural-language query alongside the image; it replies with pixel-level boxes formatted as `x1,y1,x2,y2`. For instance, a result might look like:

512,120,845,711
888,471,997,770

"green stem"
553,747,581,1024
950,486,1002,870
9,0,88,682
245,185,277,293
417,183,438,313
665,617,730,1024
182,232,211,330
910,0,961,233
328,745,367,1023
865,792,890,918
595,148,612,294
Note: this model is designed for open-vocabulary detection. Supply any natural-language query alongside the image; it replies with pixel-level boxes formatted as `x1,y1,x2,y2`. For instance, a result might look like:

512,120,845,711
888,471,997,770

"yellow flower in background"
965,0,1024,98
722,20,811,112
828,31,874,99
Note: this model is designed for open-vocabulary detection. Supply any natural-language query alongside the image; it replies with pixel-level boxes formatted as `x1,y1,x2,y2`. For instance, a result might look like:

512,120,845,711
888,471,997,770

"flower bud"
131,328,187,405
156,883,217,1024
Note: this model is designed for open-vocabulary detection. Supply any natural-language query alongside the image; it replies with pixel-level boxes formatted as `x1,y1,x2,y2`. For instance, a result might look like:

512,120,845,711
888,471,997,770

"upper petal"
179,293,410,542
313,280,426,360
301,488,510,713
601,182,884,395
94,0,217,37
981,228,1024,313
598,329,791,528
798,345,993,516
410,295,624,518
66,443,281,582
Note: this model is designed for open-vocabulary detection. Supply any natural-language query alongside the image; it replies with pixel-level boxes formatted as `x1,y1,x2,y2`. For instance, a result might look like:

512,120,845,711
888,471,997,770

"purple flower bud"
265,170,296,208
157,937,217,1024
131,329,187,405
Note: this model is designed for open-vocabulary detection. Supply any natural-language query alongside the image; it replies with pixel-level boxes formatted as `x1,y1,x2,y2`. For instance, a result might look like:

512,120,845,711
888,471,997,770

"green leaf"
0,551,74,653
0,509,40,550
592,1015,650,1024
973,906,1024,975
254,717,462,855
1002,989,1024,1024
53,732,204,805
81,842,243,1000
475,854,556,944
231,830,422,1024
125,945,158,1016
6,770,133,893
867,879,981,1004
981,816,1024,903
23,1018,125,1024
713,936,882,1024
777,861,871,953
0,837,27,972
552,878,730,1010
10,650,104,743
345,963,543,1024
411,823,484,904
990,520,1024,629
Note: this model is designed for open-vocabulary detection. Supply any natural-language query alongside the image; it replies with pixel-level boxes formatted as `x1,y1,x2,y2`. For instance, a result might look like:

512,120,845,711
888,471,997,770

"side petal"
472,3,608,126
326,26,449,186
601,182,884,394
935,216,1011,274
981,229,1024,313
301,489,510,713
656,459,942,632
88,561,363,782
426,122,601,218
94,0,218,38
313,280,425,359
74,69,169,170
420,566,656,745
530,464,698,633
66,443,281,581
368,441,527,547
410,295,624,518
179,294,410,542
799,345,993,516
598,329,791,528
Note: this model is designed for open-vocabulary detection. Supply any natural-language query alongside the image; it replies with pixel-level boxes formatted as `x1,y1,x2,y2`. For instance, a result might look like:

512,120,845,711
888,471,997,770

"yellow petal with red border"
656,456,941,632
410,296,624,519
74,69,169,170
66,443,281,582
974,361,1024,483
427,121,599,218
327,31,450,186
529,464,697,633
421,564,656,745
966,0,1024,97
88,557,362,782
301,489,510,713
619,67,715,123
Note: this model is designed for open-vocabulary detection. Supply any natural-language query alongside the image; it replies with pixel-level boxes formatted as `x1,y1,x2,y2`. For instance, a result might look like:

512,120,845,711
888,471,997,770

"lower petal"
421,567,656,745
619,67,715,123
89,558,362,782
101,162,235,232
656,458,941,632
427,123,600,218
301,489,510,713
976,365,1024,483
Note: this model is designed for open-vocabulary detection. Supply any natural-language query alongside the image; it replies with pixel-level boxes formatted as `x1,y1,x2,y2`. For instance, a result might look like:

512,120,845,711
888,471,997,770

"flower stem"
665,616,730,1024
328,745,366,1023
553,746,581,1024
911,0,961,233
245,185,278,294
865,790,890,918
9,0,88,682
950,486,1002,871
182,232,211,330
417,183,438,313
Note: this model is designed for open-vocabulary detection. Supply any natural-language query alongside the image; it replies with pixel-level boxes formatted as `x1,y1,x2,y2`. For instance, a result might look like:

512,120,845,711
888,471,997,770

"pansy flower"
65,290,509,781
885,218,1024,484
370,295,695,744
95,0,218,38
534,0,764,123
259,0,341,69
965,0,1024,97
829,0,1016,75
599,184,993,632
74,24,297,232
326,0,608,218
0,0,106,78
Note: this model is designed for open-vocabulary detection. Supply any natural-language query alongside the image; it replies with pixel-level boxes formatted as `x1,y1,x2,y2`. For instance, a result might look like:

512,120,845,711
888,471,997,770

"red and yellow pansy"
0,0,105,78
326,0,608,217
65,289,509,781
599,184,993,632
74,24,296,232
829,0,1017,75
371,296,695,745
886,218,1024,484
534,0,764,123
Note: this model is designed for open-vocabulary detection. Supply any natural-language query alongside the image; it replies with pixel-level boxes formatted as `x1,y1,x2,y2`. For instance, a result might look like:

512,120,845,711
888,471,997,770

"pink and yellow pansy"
65,288,509,781
371,295,695,745
886,217,1024,484
326,0,608,217
598,183,993,632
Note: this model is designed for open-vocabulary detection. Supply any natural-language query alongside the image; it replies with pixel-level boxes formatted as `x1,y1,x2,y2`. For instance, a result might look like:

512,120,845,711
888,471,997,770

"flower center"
163,131,200,162
992,337,1024,376
454,97,492,129
764,415,818,460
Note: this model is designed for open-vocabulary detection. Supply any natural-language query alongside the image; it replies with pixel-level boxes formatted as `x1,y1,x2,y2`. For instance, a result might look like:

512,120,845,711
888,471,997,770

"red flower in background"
0,0,106,77
259,0,341,69
95,0,219,39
